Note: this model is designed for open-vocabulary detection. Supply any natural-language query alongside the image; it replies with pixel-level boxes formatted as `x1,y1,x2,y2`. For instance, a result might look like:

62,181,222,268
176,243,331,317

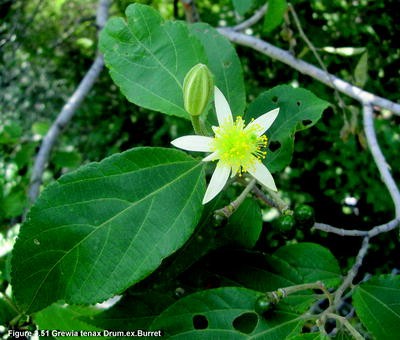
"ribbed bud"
183,63,214,117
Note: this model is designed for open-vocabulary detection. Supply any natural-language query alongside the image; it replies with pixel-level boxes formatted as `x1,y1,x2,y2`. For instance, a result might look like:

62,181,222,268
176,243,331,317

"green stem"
191,115,207,135
265,188,289,213
266,281,333,306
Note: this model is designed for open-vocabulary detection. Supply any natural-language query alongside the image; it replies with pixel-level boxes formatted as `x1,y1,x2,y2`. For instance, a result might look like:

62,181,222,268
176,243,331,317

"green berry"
294,204,315,228
255,296,274,314
273,215,295,232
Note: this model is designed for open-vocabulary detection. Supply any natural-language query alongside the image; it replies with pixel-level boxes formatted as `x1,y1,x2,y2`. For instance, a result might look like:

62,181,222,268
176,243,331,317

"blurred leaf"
1,187,27,219
11,147,205,313
99,4,206,119
353,274,400,340
189,23,246,119
232,0,257,16
34,304,102,339
247,85,329,172
14,142,36,168
0,122,22,144
150,287,303,338
222,198,262,248
32,122,50,136
321,46,366,56
52,150,82,169
76,37,94,49
354,52,368,87
264,0,287,33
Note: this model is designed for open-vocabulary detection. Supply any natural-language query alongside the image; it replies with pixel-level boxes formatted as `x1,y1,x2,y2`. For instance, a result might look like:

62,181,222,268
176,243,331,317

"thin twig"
313,218,400,238
27,0,112,205
288,3,347,112
216,28,400,115
333,236,370,308
325,313,364,340
231,4,268,31
214,179,256,218
362,104,400,217
252,186,279,209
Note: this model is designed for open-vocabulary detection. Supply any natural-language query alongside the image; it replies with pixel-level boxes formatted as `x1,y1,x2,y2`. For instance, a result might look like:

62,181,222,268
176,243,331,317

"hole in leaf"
272,96,278,103
302,119,312,126
296,101,301,106
193,314,208,329
268,141,281,152
232,312,258,334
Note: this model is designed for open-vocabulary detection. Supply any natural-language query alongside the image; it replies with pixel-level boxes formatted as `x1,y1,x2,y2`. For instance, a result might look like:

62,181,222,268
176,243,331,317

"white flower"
172,86,279,204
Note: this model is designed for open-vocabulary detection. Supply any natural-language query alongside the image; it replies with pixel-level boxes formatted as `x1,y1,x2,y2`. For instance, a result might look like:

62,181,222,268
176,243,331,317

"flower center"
211,116,268,174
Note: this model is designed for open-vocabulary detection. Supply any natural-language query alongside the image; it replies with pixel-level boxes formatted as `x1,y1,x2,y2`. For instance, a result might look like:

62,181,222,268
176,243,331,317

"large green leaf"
150,287,303,338
274,243,342,287
247,85,329,172
189,23,246,119
11,147,205,313
353,275,400,340
99,4,206,119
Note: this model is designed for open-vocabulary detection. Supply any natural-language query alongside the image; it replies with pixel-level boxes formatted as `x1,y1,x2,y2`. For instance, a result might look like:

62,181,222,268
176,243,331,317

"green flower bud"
183,63,214,117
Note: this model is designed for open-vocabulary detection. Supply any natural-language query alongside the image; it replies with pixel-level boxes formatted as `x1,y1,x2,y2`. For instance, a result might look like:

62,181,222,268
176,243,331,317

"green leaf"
232,0,257,16
247,85,330,172
274,243,341,287
82,292,176,331
354,52,368,87
34,304,102,339
14,142,36,168
353,274,400,340
150,287,303,338
11,147,205,313
52,150,82,169
0,121,22,144
32,121,50,136
264,0,287,33
99,4,206,119
1,187,27,219
222,198,262,248
189,23,246,119
288,333,330,339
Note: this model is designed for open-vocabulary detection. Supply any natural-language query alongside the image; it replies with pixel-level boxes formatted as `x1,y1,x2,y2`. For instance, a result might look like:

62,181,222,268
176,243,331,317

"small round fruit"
273,215,296,232
255,296,274,314
294,204,315,227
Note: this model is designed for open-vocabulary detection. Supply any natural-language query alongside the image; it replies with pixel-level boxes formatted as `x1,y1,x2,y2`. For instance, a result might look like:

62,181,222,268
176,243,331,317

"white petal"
247,158,277,191
202,162,231,204
214,86,233,127
246,108,279,136
171,136,214,152
202,151,220,162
